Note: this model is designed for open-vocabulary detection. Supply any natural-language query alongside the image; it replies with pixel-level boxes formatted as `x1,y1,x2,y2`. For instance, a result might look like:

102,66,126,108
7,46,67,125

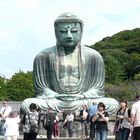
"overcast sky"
0,0,140,78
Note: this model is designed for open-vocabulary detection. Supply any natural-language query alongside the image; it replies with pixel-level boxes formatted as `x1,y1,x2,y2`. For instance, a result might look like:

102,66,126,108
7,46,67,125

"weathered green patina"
22,13,118,113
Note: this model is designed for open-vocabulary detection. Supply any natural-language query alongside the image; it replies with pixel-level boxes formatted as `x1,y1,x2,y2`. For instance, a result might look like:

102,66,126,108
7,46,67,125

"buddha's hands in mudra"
55,94,84,101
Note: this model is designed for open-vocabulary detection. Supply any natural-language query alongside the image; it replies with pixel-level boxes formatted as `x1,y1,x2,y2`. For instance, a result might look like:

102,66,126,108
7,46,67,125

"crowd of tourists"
0,94,140,140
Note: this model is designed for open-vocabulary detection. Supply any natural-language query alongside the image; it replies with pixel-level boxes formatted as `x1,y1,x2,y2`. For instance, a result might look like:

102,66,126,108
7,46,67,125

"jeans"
81,120,88,136
95,129,107,140
0,120,5,136
118,127,130,140
90,122,95,139
67,121,73,137
133,127,140,140
46,125,53,140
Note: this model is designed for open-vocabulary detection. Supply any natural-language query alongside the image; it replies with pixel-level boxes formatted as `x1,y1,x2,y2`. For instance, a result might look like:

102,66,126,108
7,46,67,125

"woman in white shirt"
4,111,20,140
63,112,74,137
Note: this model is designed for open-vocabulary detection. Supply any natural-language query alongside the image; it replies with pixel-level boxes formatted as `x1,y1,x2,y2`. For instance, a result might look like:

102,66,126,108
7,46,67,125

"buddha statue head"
54,13,84,51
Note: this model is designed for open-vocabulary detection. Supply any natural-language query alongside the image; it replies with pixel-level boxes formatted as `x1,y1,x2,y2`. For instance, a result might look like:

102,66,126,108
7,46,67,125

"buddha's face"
55,22,82,51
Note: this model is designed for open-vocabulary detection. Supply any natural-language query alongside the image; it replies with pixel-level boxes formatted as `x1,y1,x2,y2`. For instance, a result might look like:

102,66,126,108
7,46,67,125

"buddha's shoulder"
83,45,102,56
35,46,56,58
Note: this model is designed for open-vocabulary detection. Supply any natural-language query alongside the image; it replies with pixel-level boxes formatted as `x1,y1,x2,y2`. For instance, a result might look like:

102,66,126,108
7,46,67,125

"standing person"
115,100,131,140
63,111,74,137
53,112,59,137
92,102,109,140
130,94,140,140
4,111,20,140
80,104,89,138
43,108,55,140
0,100,12,136
23,103,40,140
88,100,98,140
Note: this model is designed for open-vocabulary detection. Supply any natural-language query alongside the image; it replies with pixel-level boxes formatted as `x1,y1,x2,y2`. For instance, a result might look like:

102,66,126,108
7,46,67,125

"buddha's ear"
80,33,83,40
80,28,83,39
54,30,60,43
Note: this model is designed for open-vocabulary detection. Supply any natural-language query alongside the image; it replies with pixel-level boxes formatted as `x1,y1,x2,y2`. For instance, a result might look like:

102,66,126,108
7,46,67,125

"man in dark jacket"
43,108,55,140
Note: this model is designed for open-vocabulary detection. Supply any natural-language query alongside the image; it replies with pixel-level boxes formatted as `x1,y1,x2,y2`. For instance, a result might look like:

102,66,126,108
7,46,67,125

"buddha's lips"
65,39,73,42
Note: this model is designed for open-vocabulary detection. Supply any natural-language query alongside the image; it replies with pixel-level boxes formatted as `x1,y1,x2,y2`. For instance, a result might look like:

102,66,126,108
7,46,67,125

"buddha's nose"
66,30,72,39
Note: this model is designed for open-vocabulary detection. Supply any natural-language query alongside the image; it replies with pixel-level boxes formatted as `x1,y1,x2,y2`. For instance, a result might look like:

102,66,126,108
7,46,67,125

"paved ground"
0,135,132,140
0,135,117,140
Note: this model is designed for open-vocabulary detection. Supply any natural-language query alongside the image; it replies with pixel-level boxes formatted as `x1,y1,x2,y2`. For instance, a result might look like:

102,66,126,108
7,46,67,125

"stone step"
0,135,131,140
37,135,115,140
3,135,116,140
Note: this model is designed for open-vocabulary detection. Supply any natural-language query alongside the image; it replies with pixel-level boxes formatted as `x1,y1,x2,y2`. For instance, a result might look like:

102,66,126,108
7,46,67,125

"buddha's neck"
57,44,80,66
57,42,81,55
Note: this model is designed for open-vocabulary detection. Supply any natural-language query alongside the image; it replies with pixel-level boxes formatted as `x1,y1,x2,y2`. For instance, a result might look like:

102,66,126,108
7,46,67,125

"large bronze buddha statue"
22,13,118,113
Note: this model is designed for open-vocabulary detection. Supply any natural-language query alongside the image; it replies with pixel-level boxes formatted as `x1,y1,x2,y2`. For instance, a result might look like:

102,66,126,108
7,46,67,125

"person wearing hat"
130,94,140,140
4,111,20,140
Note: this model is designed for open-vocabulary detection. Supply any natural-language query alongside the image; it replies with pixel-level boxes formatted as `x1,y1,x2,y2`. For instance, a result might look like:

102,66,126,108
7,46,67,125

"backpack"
43,113,54,129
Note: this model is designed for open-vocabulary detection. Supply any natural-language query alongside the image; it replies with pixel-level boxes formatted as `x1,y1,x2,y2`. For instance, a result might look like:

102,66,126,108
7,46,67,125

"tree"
91,28,140,82
6,70,34,101
104,55,123,84
0,76,6,100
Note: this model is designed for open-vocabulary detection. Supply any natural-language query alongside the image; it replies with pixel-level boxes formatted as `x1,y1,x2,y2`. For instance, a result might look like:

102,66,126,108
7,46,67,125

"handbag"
28,113,39,134
113,120,119,134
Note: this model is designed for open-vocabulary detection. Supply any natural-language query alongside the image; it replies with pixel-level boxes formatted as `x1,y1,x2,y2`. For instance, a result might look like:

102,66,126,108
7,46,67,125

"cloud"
17,0,40,9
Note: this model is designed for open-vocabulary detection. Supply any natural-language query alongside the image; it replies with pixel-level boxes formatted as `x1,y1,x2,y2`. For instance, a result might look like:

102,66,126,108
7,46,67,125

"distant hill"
90,28,140,84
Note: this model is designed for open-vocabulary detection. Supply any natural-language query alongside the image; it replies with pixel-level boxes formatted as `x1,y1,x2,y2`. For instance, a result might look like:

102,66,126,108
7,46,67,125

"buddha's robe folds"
22,45,118,113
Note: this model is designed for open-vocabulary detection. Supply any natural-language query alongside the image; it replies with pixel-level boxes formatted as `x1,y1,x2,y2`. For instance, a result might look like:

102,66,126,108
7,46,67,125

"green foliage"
105,82,140,101
91,28,140,83
104,55,123,84
90,28,140,100
5,70,34,101
0,76,7,100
